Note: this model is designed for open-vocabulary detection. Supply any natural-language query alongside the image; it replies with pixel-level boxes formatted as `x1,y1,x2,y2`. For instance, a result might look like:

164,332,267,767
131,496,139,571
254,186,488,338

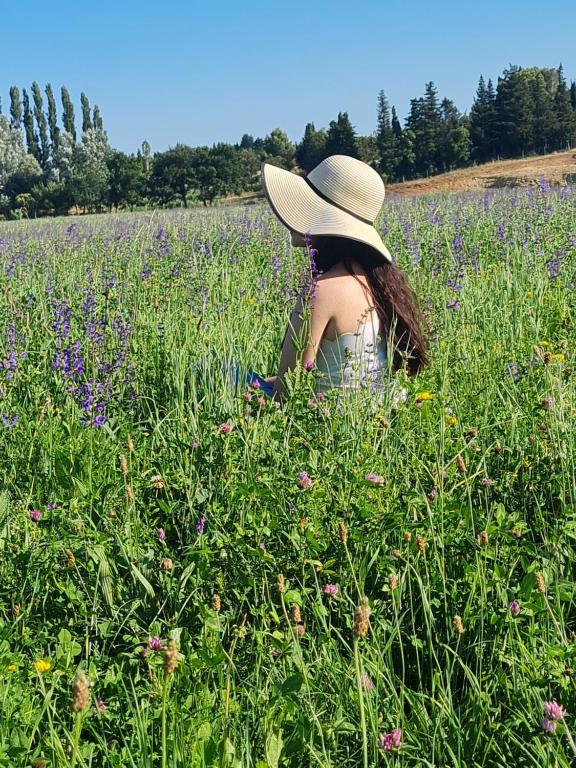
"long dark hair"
310,235,429,377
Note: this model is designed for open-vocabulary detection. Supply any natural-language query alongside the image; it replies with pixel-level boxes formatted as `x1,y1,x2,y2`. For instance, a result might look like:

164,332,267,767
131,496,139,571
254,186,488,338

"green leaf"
130,562,155,598
265,728,283,768
280,673,303,695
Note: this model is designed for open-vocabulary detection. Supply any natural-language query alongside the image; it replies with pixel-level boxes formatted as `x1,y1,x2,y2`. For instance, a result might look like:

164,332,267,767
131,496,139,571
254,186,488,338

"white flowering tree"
50,129,75,185
0,115,25,188
69,127,111,212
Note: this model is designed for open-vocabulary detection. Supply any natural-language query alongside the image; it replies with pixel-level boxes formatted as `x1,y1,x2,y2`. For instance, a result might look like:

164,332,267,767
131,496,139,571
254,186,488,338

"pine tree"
438,98,470,171
493,66,533,158
45,84,60,154
391,106,402,138
469,75,498,163
296,123,327,172
61,86,76,142
375,90,397,181
396,129,416,181
22,88,40,161
325,112,358,158
406,83,442,176
263,128,295,169
9,87,22,131
239,134,254,150
530,71,555,154
552,64,576,150
31,82,50,168
571,81,576,111
81,92,93,133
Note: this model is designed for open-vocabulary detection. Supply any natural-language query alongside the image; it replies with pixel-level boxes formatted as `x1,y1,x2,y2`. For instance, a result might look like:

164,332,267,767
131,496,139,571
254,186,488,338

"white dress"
315,310,389,393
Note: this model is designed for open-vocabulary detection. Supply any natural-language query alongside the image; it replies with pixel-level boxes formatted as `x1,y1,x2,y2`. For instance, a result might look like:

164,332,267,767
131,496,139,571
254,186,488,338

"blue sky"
2,0,575,155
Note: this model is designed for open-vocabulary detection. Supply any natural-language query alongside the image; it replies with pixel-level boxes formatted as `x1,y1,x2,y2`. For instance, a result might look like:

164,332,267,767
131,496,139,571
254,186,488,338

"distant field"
388,149,576,197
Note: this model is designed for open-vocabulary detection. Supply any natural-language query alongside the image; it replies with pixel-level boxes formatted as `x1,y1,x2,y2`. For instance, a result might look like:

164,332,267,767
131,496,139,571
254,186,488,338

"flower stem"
161,674,170,768
353,637,369,768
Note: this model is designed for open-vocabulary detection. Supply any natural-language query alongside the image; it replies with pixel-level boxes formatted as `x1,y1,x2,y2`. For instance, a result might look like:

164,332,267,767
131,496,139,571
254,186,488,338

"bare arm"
273,280,332,401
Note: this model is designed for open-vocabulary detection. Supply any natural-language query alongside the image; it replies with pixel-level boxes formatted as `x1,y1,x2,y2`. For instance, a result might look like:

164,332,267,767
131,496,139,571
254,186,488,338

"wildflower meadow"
1,182,576,766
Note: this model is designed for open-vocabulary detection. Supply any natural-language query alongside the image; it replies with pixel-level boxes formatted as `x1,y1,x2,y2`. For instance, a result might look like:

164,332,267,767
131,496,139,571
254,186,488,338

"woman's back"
314,262,389,392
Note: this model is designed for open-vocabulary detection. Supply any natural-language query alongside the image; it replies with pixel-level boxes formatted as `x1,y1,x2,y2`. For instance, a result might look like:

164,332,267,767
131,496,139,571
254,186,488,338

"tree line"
1,64,575,219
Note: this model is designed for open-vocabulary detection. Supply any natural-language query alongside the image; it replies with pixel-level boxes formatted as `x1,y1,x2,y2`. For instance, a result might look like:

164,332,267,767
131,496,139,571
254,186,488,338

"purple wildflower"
29,509,42,522
365,473,384,485
362,673,375,691
508,600,521,617
220,422,232,434
544,701,565,721
298,471,313,489
148,636,163,650
157,528,167,542
195,516,207,535
378,729,402,752
541,718,557,733
323,583,339,597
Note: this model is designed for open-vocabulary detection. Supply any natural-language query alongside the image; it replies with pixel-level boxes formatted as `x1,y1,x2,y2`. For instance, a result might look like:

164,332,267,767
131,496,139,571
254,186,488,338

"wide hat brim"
260,161,393,263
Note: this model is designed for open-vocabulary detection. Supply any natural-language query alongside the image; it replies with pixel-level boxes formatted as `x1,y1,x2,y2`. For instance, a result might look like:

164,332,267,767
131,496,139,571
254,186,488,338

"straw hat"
260,154,392,263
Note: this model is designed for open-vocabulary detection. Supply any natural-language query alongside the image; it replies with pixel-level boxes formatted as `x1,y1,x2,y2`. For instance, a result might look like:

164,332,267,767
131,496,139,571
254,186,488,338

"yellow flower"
34,660,52,673
415,391,433,402
247,297,255,305
6,663,17,672
550,353,565,363
538,340,550,347
447,416,458,426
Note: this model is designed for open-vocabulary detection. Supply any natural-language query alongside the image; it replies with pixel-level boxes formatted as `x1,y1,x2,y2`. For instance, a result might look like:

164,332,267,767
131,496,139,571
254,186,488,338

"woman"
256,154,429,401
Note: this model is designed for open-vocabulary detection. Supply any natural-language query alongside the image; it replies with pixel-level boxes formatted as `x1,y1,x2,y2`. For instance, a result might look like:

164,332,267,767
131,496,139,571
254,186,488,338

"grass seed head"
211,593,221,612
388,573,399,590
354,600,371,638
456,455,466,473
403,531,412,543
163,639,179,674
416,535,426,553
119,454,128,477
535,571,546,594
276,573,286,594
71,669,90,713
126,434,134,453
477,530,489,547
453,615,465,635
290,604,302,624
338,521,348,544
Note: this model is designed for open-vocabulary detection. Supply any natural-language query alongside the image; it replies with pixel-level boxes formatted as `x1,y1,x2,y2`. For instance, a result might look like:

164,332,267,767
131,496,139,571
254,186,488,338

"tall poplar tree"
61,86,76,142
22,88,40,161
81,92,93,133
31,81,50,168
45,83,60,153
9,87,22,131
93,105,103,132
